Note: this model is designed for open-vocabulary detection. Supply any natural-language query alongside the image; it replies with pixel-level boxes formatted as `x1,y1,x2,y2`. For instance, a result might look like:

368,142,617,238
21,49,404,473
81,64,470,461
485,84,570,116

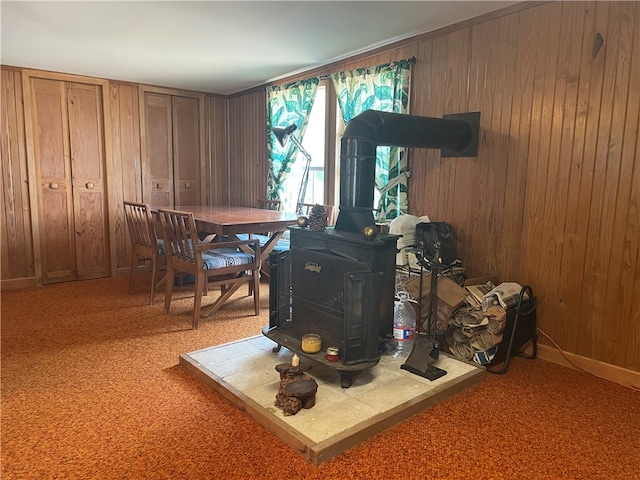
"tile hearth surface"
179,335,484,464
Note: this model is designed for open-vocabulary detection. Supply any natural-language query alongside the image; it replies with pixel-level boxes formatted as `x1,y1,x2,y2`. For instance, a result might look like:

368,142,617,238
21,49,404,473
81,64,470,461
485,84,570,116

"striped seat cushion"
160,240,254,270
201,248,255,270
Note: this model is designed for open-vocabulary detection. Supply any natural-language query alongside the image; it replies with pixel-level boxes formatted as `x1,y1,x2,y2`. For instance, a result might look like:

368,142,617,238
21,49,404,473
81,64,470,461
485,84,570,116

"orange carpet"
1,277,638,479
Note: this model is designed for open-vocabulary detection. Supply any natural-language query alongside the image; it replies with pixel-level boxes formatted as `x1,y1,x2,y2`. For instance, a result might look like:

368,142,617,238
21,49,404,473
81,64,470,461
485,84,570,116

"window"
272,60,411,221
281,84,328,213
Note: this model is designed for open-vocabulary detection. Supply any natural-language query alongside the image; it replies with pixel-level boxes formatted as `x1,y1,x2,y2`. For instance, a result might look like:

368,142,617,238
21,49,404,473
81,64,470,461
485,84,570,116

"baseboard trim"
1,277,38,291
537,344,640,389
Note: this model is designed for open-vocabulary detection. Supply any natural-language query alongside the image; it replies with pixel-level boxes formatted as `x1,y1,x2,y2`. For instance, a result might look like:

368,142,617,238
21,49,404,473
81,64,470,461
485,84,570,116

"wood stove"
264,109,480,387
265,227,399,387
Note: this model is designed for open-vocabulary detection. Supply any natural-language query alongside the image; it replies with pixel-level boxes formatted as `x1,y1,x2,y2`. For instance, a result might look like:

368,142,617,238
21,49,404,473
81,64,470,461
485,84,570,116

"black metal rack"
397,244,537,375
486,285,538,374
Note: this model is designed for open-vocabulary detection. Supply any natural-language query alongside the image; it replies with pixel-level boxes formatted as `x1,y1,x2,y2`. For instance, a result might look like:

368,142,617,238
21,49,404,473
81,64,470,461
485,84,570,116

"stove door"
268,250,291,330
287,247,370,350
343,270,382,364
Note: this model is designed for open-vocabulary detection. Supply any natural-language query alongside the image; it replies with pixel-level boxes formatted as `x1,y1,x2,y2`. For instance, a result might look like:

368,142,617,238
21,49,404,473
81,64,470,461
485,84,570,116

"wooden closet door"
1,69,35,282
143,92,173,206
67,83,109,280
172,96,200,206
31,78,76,283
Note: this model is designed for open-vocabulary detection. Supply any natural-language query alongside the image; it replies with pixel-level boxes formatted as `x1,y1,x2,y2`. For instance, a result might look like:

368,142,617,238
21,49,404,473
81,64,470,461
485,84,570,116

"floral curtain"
331,59,412,222
266,78,319,201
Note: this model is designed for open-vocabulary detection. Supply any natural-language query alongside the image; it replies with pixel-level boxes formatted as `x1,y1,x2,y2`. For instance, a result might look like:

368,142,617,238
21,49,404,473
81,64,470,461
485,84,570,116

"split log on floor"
284,379,318,409
274,362,318,415
276,378,318,416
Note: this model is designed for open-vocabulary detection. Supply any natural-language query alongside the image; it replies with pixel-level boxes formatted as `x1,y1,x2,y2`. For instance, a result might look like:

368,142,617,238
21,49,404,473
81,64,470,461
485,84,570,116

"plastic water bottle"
392,292,416,357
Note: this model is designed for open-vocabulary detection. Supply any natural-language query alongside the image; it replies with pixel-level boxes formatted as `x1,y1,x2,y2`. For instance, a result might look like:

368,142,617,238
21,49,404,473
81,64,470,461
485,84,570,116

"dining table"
151,205,298,265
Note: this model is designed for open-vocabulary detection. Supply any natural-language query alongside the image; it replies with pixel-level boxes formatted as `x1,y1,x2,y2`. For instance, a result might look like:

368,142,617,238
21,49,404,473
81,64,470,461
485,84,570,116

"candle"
301,334,322,353
291,354,300,367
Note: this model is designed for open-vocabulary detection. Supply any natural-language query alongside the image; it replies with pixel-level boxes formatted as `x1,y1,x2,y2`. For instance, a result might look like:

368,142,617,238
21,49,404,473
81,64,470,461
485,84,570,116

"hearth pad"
179,335,484,464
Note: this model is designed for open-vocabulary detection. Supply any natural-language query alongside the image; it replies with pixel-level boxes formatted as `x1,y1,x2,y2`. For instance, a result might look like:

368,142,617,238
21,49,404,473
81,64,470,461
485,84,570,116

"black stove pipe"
335,110,477,233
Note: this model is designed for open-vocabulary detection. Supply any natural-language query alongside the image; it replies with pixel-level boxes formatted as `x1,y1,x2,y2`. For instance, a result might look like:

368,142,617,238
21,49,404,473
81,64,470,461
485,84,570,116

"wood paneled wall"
109,83,142,275
226,91,268,208
227,1,639,372
205,96,230,205
409,1,639,372
0,72,228,283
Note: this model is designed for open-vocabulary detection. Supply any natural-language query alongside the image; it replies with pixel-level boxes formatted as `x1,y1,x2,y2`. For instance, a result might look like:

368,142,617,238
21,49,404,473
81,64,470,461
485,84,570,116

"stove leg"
272,344,282,353
338,370,357,388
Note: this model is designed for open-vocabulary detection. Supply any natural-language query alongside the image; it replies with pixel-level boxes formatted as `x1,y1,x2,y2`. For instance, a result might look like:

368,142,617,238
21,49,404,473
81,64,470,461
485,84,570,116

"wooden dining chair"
253,198,283,240
301,203,335,225
257,198,282,211
158,208,260,329
124,201,166,305
254,198,290,279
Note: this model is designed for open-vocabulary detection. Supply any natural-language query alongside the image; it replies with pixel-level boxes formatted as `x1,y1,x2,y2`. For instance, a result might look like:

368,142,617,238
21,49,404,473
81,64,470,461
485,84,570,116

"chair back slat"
124,201,158,254
257,198,282,211
158,209,202,273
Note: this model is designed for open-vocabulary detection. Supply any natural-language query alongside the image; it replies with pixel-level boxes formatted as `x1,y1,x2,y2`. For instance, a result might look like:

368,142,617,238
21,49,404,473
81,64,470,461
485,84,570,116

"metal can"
326,346,340,362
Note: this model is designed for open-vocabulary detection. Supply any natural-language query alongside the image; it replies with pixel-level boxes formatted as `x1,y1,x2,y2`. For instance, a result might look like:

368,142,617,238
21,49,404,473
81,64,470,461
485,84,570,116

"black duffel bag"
415,222,458,265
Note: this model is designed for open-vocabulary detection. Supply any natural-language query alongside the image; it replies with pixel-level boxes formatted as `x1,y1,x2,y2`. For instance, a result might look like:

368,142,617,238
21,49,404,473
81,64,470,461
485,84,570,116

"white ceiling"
1,1,520,95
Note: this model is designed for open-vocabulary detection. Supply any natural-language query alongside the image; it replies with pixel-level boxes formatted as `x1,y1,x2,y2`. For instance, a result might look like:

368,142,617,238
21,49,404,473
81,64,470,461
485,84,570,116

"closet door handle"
86,182,95,189
49,182,59,189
